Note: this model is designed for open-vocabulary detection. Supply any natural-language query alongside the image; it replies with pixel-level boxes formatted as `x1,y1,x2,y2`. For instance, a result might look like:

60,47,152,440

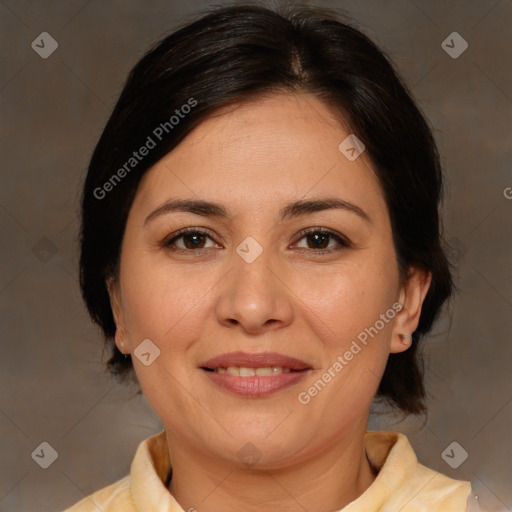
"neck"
166,423,377,512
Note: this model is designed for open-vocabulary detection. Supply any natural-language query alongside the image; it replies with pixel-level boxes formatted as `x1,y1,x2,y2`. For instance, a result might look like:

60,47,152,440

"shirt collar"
129,429,438,511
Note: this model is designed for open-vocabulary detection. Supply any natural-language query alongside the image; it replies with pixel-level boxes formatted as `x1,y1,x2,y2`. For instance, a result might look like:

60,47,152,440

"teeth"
216,366,291,376
255,367,272,376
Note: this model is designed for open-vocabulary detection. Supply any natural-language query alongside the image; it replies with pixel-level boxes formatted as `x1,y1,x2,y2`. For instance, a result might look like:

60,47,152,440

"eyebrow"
144,196,371,225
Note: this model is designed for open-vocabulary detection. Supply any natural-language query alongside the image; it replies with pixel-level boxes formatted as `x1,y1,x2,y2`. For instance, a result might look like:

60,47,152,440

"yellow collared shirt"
63,430,472,511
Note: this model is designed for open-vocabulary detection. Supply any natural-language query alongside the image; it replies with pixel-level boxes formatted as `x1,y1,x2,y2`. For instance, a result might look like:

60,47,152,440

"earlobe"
105,276,126,353
390,267,432,354
399,333,410,345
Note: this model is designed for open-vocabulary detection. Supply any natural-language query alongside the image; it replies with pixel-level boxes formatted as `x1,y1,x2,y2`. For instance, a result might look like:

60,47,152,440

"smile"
200,351,311,397
210,366,291,376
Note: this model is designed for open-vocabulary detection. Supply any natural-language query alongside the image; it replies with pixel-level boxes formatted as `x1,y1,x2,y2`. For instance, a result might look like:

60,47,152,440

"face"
108,92,429,469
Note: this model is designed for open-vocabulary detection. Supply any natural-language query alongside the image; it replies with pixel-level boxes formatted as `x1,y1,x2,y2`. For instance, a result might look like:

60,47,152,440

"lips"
199,351,312,397
200,351,311,371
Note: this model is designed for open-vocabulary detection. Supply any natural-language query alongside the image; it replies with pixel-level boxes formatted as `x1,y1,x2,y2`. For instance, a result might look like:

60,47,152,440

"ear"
390,266,432,354
106,275,128,354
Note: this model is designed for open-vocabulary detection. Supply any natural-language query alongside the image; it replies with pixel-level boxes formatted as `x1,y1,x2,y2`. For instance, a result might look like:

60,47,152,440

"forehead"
131,93,387,222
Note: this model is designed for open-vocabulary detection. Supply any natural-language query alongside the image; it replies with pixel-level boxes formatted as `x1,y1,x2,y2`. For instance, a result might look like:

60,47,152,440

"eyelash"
161,227,351,255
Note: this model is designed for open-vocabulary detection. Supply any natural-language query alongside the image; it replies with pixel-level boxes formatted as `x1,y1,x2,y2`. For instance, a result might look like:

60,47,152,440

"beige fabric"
63,430,472,511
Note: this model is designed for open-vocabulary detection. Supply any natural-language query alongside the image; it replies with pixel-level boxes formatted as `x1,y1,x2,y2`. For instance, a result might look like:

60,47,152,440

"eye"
293,228,351,253
162,228,219,251
161,227,351,254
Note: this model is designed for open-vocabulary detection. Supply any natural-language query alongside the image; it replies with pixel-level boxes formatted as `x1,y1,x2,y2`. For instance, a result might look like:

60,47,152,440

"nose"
215,245,294,335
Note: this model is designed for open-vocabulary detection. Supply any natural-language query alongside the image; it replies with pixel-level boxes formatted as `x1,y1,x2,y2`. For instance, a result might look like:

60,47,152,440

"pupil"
309,233,328,249
182,233,330,250
185,234,204,249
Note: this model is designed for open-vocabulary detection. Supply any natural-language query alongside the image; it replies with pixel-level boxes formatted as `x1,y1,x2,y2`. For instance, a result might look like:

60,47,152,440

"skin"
107,92,431,512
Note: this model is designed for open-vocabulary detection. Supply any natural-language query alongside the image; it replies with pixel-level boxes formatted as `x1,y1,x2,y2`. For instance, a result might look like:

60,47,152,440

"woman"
65,3,475,511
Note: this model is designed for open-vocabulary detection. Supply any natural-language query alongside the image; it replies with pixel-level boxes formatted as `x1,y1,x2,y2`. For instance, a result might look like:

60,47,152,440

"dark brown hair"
79,2,453,416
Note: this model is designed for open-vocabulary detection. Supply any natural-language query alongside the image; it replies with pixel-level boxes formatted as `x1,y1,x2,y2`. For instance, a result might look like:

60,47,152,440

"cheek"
288,252,398,424
292,256,398,353
119,259,217,434
120,252,216,344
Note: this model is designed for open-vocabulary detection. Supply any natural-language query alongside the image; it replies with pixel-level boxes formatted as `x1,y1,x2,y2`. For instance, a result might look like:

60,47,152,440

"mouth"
202,366,294,376
199,351,312,397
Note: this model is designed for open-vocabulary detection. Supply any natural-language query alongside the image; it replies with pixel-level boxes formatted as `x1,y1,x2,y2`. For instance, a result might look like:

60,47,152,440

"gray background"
0,0,511,511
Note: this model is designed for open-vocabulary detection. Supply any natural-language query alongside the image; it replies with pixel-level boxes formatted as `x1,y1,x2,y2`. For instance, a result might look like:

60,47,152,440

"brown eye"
163,228,218,251
180,232,208,249
295,229,351,253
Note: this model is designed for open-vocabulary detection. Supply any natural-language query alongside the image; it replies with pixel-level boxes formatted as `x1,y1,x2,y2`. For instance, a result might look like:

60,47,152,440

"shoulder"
405,458,472,510
61,430,172,512
62,475,136,512
362,431,472,511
